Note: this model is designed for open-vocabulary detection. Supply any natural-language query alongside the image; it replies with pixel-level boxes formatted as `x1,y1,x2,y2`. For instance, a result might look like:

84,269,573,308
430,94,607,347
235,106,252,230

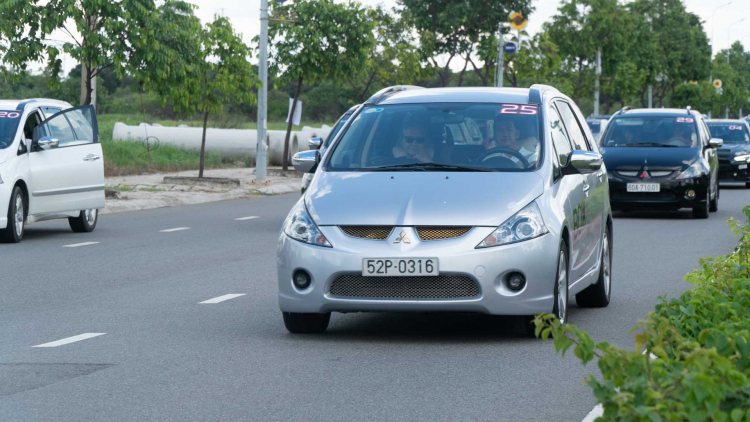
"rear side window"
556,101,590,151
548,106,573,165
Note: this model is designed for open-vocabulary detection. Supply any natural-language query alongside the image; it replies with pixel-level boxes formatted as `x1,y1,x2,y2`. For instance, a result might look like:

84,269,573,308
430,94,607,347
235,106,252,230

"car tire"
282,312,330,333
576,227,612,308
745,182,750,189
1,186,25,243
709,182,719,212
69,209,98,233
525,239,569,338
693,187,709,219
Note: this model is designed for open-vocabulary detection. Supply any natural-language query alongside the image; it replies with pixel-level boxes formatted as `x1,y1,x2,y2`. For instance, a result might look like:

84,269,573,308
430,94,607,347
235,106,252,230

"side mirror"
562,150,603,176
36,136,60,150
292,150,320,174
308,137,323,150
709,138,724,148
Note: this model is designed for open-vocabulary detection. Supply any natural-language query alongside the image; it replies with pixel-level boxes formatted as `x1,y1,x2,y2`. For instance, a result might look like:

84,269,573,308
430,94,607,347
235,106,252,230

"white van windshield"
327,103,542,172
0,110,22,150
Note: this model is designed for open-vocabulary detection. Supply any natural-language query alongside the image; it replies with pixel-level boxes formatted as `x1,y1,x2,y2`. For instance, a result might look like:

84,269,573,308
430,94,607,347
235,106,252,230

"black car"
599,107,722,218
706,119,750,187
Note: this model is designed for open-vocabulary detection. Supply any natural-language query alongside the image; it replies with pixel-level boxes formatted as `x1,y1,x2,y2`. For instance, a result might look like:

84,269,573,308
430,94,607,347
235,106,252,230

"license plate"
363,258,438,277
627,183,660,192
739,164,748,170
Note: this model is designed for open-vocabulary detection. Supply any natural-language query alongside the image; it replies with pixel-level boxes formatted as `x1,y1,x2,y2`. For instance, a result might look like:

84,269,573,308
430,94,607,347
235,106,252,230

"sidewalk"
103,168,301,214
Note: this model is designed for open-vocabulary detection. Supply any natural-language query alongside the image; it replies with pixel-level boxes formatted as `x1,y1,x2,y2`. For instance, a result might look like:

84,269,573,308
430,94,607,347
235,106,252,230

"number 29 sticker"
499,104,538,115
0,111,21,118
676,117,694,123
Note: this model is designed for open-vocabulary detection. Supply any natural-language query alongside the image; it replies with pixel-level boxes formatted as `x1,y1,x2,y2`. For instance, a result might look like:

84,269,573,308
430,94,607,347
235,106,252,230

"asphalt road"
1,186,747,422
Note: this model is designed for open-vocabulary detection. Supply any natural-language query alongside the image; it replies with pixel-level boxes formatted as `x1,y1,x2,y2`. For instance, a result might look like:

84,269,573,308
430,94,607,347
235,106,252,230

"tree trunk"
457,56,470,87
80,65,95,106
199,108,209,178
283,76,303,171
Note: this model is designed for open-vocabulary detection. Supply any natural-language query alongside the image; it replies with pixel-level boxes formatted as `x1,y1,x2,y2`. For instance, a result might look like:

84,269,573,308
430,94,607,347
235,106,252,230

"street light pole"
709,1,732,84
648,15,652,108
594,47,601,116
726,18,745,119
255,0,269,183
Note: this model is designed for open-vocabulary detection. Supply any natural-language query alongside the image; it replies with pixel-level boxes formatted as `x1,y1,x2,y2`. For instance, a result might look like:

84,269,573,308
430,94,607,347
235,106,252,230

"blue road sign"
504,43,517,54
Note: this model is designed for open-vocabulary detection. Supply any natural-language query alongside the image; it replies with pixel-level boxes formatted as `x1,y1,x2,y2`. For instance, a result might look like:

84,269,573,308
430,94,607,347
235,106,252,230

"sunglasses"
403,136,426,144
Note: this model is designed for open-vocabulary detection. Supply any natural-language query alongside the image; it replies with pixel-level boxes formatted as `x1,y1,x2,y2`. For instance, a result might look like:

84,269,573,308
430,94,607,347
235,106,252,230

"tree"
266,0,375,170
344,6,426,102
0,0,198,106
399,0,532,87
173,17,258,178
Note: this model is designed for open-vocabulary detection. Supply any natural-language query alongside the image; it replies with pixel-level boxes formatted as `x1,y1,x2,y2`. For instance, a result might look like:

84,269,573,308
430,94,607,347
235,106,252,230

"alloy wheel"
14,193,23,237
85,209,97,225
603,233,611,297
557,250,568,324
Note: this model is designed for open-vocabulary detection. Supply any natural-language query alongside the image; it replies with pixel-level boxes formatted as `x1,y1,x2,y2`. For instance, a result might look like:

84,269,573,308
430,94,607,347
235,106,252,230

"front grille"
416,226,472,241
329,275,480,299
340,226,393,240
612,191,677,201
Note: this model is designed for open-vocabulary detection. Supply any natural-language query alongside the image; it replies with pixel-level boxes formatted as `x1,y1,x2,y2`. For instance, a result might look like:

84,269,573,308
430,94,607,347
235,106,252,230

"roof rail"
616,106,633,116
16,99,36,111
364,86,425,105
686,106,692,115
528,84,559,104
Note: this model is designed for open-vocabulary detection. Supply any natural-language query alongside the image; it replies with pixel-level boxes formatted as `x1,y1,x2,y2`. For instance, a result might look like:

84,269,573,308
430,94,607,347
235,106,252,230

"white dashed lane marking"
199,294,246,304
63,242,100,248
235,216,260,221
159,227,191,233
32,333,106,348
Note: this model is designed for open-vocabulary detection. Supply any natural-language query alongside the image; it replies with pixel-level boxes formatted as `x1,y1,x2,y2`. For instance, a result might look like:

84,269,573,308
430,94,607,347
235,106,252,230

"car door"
548,103,589,282
556,100,602,276
28,105,105,215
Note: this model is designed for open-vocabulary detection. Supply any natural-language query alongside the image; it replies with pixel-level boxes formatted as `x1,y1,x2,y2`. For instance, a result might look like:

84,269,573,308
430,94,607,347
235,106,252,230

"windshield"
706,122,750,144
0,110,22,150
601,116,698,148
324,114,352,147
327,103,541,172
587,120,601,134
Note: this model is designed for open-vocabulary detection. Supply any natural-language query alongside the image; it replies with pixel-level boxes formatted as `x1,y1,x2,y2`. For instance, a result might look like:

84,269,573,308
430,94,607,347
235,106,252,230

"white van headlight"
677,161,707,179
283,200,331,247
477,201,549,248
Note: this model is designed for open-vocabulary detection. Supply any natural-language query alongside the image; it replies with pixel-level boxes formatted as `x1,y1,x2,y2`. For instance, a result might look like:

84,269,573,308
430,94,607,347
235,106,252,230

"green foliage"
534,206,750,420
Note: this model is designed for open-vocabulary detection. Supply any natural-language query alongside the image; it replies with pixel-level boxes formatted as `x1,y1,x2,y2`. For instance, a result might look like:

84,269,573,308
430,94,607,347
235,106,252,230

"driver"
393,122,434,163
487,114,538,166
668,123,694,147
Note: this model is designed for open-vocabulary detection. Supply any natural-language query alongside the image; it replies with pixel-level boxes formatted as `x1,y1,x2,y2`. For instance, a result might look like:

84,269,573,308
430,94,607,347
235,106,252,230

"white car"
0,99,105,243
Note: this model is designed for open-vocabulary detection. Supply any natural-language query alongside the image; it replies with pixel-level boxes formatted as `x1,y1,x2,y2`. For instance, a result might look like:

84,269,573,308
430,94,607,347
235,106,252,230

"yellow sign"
713,79,722,89
688,80,697,85
510,12,527,30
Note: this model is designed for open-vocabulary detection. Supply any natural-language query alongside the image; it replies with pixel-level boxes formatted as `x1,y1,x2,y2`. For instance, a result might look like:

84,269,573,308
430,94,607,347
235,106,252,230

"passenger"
393,123,434,163
488,115,538,166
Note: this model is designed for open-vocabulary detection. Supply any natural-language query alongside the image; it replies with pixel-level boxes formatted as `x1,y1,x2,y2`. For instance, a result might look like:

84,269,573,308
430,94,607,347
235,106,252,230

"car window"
327,103,541,171
36,107,96,148
45,115,77,146
41,107,61,119
556,101,590,151
324,114,351,147
23,111,42,140
0,110,22,150
601,116,698,148
548,106,573,166
707,122,750,144
65,110,95,143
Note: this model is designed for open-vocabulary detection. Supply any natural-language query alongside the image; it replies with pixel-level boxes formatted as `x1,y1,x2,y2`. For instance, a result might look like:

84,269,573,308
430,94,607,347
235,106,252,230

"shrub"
534,206,750,421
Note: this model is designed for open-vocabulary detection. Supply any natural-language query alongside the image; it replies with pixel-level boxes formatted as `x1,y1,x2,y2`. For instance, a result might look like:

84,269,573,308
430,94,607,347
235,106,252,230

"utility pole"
726,18,745,119
709,1,732,119
495,28,504,87
594,47,601,116
255,0,269,183
648,15,652,108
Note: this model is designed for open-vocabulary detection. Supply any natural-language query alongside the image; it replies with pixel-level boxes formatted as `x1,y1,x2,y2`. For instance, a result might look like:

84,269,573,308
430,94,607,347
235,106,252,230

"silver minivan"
278,85,613,334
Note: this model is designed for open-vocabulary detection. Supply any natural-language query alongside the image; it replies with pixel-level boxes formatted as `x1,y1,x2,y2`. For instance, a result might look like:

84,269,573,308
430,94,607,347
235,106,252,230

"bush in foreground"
534,206,750,421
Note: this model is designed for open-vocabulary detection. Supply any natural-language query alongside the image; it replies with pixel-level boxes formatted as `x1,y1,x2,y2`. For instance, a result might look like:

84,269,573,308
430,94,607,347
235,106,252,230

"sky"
40,0,750,76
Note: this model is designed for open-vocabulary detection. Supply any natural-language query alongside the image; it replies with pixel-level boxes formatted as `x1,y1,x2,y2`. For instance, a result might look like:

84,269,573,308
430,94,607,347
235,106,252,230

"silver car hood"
306,171,545,227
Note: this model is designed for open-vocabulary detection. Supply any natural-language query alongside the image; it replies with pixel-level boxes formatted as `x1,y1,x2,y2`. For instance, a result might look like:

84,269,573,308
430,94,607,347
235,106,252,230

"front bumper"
718,159,750,182
0,178,10,229
607,173,709,211
277,226,560,315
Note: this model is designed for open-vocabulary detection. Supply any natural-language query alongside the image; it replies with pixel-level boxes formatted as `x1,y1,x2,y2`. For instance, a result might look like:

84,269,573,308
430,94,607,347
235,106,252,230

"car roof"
0,98,73,111
376,87,540,105
617,108,698,117
588,115,611,120
706,119,747,124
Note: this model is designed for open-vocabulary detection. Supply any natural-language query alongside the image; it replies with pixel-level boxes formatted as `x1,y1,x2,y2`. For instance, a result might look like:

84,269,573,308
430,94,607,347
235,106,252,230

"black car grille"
329,275,480,299
416,227,472,241
612,191,677,201
340,226,393,240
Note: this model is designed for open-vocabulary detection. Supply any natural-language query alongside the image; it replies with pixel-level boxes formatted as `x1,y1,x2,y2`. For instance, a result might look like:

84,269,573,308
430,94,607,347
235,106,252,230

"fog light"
506,272,526,291
685,189,696,199
293,270,311,289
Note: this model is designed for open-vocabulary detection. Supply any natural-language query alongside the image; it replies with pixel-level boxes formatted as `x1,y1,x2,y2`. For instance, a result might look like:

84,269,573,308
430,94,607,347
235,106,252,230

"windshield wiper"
622,142,679,148
365,163,497,172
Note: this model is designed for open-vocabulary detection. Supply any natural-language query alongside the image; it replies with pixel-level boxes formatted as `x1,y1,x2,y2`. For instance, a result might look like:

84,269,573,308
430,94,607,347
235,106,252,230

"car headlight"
477,201,549,248
734,154,750,162
676,161,707,179
283,200,331,247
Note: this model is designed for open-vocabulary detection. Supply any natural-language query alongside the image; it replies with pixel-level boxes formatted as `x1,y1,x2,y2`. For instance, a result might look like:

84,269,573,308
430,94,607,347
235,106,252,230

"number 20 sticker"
499,104,538,115
0,112,20,118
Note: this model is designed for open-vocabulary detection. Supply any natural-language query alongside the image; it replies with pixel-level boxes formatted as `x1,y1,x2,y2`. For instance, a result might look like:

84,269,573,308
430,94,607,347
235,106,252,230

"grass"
97,114,332,177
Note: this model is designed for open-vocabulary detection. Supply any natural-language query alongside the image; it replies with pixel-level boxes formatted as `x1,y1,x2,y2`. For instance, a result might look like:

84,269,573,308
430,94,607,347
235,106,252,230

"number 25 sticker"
499,104,538,115
0,112,20,118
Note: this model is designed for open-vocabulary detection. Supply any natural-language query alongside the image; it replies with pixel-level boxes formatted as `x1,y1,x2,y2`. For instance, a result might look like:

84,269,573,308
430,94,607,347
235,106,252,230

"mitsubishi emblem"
394,230,411,244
